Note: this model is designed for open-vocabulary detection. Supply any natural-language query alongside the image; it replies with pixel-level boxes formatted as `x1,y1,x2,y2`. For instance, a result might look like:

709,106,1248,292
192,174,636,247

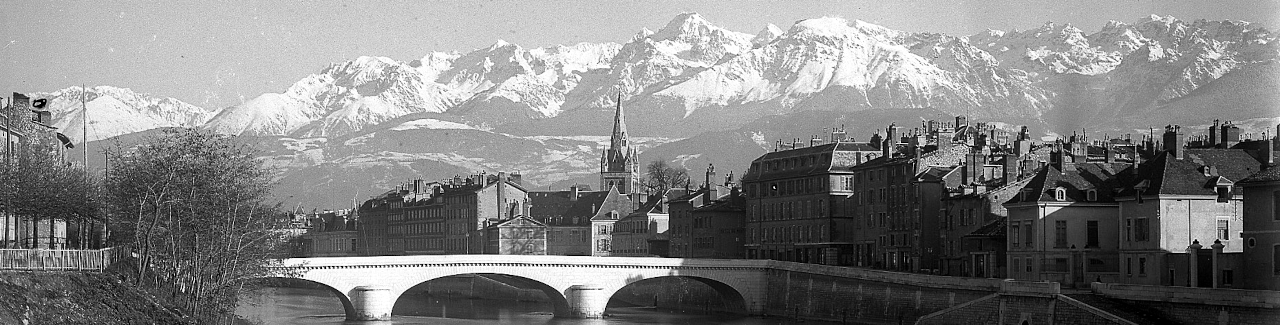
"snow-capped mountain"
35,13,1280,209
30,86,219,143
201,13,1277,140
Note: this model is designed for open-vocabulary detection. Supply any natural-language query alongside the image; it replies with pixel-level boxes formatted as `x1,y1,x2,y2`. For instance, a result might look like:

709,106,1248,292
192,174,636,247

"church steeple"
601,94,639,201
610,93,628,154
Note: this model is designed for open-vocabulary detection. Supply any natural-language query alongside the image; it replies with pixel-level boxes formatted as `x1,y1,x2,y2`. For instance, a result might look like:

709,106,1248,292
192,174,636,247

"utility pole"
3,96,11,248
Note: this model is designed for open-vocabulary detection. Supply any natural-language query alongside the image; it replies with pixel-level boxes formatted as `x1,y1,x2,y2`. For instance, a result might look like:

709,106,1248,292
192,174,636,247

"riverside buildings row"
297,98,1280,292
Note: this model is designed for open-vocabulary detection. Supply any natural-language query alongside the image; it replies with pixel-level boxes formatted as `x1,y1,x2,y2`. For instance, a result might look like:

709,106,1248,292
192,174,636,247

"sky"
2,0,1277,109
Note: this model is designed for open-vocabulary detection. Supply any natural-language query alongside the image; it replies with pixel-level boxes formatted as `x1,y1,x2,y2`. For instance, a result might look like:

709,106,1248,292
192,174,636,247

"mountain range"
28,13,1280,209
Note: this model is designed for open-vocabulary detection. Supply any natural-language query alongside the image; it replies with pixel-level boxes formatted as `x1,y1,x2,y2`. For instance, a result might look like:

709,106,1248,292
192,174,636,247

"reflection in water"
235,287,834,324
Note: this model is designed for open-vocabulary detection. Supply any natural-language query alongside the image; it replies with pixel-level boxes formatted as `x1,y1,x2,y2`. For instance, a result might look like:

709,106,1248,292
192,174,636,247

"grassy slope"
0,271,189,325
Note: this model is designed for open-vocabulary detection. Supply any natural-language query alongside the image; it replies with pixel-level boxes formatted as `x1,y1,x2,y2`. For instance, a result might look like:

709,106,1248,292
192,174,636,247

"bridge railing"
0,245,133,271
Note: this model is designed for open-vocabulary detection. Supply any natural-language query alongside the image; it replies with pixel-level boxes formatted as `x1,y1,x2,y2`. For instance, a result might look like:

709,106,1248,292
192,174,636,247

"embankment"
0,271,188,324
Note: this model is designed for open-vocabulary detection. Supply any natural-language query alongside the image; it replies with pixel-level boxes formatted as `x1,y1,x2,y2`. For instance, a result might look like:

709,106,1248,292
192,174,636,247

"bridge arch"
393,273,571,317
249,277,356,320
607,274,749,314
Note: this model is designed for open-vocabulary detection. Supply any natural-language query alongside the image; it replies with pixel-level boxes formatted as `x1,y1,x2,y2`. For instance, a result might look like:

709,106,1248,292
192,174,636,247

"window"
1087,221,1099,248
1274,245,1280,276
1025,258,1033,272
1011,223,1021,247
1218,218,1230,240
1135,218,1150,242
1126,257,1132,276
1013,258,1021,274
1274,191,1280,220
1086,190,1097,202
1125,219,1132,242
1217,186,1231,202
1138,257,1147,275
1054,221,1068,248
1023,222,1033,247
1222,270,1234,287
1055,187,1067,201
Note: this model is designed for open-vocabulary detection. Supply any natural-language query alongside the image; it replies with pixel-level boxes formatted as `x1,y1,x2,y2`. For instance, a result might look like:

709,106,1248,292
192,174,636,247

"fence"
0,245,132,271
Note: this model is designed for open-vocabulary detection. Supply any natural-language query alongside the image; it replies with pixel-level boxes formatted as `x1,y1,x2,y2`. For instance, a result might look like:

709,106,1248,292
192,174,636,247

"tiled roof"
1005,162,1132,205
693,194,745,212
964,218,1007,238
742,142,881,182
1120,149,1260,196
1241,164,1280,183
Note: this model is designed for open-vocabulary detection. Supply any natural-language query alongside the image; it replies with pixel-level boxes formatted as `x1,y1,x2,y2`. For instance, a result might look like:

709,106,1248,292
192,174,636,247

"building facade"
742,130,881,265
1004,139,1128,287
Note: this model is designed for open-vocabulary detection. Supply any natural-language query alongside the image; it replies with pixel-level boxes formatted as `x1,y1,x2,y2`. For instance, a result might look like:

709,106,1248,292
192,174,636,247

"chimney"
570,186,580,201
1003,153,1019,184
832,125,848,142
1262,136,1274,166
1221,122,1242,148
1210,119,1219,148
1105,143,1116,164
883,123,898,157
1163,125,1185,160
870,132,883,150
1051,139,1073,171
497,172,508,219
811,135,824,147
792,138,804,149
724,171,734,187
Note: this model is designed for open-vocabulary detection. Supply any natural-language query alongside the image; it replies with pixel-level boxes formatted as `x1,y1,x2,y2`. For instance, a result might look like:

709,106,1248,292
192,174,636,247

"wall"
760,261,999,323
1091,282,1280,325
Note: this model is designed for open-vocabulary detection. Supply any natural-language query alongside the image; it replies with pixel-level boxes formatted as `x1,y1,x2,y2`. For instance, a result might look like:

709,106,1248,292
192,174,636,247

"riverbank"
0,270,189,324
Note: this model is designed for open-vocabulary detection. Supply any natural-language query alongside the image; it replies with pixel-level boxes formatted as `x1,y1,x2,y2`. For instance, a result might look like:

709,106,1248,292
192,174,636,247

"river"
235,287,840,324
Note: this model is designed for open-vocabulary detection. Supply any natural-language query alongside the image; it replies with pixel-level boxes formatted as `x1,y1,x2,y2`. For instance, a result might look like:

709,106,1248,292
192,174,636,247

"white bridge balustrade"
268,255,772,321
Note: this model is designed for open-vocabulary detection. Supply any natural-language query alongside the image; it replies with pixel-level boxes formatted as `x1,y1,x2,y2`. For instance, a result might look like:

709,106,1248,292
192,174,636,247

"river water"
235,287,836,325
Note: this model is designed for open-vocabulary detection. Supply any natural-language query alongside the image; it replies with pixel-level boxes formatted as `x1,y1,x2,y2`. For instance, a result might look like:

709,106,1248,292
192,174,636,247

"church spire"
610,93,627,153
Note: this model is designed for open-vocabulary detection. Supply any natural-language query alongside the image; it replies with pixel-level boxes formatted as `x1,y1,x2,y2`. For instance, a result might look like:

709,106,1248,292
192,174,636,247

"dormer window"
1217,186,1231,202
1087,189,1097,202
1055,187,1067,201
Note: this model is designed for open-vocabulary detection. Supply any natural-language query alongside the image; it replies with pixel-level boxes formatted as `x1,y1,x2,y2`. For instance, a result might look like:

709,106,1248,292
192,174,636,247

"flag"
56,132,74,148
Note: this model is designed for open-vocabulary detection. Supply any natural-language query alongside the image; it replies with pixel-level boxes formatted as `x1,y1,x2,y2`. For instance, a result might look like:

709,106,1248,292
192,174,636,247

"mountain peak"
790,16,854,37
652,12,720,41
752,23,784,47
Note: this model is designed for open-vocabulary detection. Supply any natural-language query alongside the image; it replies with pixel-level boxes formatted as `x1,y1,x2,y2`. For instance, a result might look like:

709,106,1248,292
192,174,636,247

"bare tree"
640,160,689,195
0,139,100,249
104,128,290,323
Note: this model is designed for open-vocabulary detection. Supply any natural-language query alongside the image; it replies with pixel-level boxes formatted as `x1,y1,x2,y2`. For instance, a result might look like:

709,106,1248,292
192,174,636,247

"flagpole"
81,85,87,169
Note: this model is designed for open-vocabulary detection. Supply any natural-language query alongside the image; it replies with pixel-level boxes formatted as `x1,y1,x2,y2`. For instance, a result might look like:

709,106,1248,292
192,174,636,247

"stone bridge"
271,255,774,320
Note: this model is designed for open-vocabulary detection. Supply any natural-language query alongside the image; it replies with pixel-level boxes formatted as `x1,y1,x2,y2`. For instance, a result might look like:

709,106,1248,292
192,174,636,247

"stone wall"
1091,282,1280,324
761,261,997,323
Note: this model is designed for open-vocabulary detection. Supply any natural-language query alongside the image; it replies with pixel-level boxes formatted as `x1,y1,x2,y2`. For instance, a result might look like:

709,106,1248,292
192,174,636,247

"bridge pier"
348,286,393,321
564,284,610,318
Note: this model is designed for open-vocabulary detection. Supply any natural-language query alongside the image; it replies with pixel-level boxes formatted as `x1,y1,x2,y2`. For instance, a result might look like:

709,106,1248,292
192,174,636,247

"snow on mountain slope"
32,86,219,143
197,13,1275,140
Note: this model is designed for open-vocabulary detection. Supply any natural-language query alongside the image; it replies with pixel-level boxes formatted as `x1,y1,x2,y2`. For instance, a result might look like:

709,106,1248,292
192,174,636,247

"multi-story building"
939,177,1031,278
689,187,746,259
742,128,881,265
848,124,973,272
529,186,632,256
668,164,735,258
484,215,547,255
610,193,670,257
2,93,70,249
300,210,360,257
1114,125,1258,287
1004,138,1129,287
357,172,528,256
1239,145,1280,290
